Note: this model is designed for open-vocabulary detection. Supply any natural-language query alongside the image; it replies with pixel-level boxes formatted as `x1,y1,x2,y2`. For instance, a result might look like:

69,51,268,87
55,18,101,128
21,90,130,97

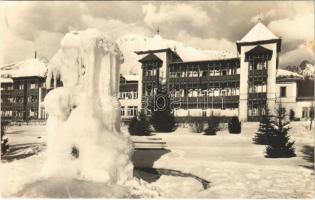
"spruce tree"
128,116,138,135
137,110,151,136
150,91,176,132
128,111,151,136
204,114,220,135
265,104,296,158
253,108,274,145
228,116,241,134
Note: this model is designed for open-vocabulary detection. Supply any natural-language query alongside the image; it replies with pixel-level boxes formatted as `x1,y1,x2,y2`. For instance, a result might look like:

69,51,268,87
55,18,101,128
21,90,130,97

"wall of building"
238,42,278,121
276,82,297,103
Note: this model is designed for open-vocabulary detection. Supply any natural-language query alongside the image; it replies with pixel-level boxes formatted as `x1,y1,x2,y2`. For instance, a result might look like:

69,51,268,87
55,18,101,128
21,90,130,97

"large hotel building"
135,22,314,121
1,22,314,122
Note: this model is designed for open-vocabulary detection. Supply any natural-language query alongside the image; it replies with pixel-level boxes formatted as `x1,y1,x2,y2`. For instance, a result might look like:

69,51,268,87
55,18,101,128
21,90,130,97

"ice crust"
42,29,133,184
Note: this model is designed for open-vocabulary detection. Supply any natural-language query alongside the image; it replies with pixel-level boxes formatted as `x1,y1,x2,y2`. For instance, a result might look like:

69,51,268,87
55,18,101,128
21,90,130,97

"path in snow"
1,122,314,198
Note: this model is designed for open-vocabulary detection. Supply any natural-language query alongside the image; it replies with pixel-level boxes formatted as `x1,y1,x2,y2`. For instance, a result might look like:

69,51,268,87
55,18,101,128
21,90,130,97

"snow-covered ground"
1,122,314,198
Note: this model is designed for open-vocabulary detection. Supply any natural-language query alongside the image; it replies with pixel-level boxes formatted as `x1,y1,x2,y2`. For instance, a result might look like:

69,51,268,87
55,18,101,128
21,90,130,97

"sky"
0,1,314,68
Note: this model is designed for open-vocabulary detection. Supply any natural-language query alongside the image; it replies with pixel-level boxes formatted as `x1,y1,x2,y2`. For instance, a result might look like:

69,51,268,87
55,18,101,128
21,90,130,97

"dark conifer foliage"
265,105,296,158
128,111,151,136
204,114,220,135
253,108,274,145
228,116,241,134
150,91,176,132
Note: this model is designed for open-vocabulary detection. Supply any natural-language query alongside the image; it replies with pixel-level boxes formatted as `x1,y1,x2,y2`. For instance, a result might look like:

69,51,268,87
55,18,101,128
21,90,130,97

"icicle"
42,29,132,184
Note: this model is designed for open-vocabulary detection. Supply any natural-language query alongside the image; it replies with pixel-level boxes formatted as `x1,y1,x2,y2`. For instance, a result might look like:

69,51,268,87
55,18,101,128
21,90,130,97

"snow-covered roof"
238,22,279,43
116,33,236,75
124,74,139,82
277,69,303,78
0,77,13,83
11,58,47,78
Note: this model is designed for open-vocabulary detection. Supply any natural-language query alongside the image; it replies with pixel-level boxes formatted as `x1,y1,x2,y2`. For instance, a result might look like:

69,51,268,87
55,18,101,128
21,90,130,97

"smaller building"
276,69,314,120
119,74,139,121
0,58,48,122
1,77,14,120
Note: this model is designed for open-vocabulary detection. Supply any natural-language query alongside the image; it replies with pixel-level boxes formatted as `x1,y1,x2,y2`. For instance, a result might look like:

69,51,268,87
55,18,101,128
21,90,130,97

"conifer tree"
253,107,274,145
228,116,241,134
137,110,151,136
265,104,296,158
151,91,176,132
128,116,138,135
128,111,151,136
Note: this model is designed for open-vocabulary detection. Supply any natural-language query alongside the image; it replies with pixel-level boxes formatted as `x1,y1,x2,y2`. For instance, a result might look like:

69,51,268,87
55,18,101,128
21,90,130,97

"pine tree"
150,92,176,132
128,116,138,135
253,108,274,145
151,110,176,132
128,111,151,136
228,116,241,134
265,104,296,158
1,121,9,156
137,110,151,136
204,114,220,135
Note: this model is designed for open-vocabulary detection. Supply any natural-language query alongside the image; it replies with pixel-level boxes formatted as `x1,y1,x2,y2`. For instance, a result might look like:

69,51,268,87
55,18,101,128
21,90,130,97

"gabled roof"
238,22,279,43
245,45,273,61
138,53,163,63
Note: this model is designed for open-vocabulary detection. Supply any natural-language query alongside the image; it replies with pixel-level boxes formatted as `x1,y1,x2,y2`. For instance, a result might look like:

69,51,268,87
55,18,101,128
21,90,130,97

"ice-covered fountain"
42,29,133,184
2,28,209,198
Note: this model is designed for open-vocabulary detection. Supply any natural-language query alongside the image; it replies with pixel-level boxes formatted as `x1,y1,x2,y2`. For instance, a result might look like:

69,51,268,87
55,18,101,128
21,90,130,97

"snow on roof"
277,69,303,78
12,58,47,78
238,22,279,43
117,34,236,75
124,74,139,81
0,77,13,83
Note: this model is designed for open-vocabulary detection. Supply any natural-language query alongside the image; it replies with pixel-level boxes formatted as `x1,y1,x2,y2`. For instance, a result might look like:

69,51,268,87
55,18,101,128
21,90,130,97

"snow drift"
42,28,134,184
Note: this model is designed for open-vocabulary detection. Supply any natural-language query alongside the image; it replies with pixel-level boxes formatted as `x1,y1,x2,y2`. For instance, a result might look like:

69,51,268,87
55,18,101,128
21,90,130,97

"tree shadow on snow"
300,145,314,170
2,143,45,162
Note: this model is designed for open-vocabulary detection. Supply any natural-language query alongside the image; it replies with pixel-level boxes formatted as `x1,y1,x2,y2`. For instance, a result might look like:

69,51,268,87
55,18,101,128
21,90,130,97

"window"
202,110,207,117
121,106,125,116
18,84,24,90
127,106,138,116
133,91,138,99
280,86,286,97
222,70,227,76
30,83,37,89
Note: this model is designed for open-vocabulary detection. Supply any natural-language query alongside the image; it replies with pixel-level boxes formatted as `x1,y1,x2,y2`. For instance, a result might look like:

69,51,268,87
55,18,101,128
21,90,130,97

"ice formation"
42,29,134,184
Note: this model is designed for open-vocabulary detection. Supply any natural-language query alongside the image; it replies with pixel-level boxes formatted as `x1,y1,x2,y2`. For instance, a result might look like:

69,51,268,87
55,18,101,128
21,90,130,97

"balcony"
172,95,239,104
248,69,267,77
28,89,39,95
248,92,267,99
12,102,24,108
169,74,240,83
12,90,24,96
143,76,158,82
27,101,38,107
1,102,12,109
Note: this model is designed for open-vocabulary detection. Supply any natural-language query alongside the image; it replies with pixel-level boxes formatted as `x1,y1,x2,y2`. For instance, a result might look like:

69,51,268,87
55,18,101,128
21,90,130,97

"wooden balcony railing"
169,74,240,83
248,69,267,77
248,92,267,99
171,95,239,104
143,76,158,82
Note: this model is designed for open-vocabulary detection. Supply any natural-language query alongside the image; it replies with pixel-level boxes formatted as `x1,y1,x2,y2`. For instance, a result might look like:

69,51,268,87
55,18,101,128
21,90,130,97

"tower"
236,22,281,121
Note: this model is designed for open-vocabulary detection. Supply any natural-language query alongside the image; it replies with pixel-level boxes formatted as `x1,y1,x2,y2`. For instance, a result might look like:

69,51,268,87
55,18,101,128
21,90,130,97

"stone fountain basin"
12,168,209,198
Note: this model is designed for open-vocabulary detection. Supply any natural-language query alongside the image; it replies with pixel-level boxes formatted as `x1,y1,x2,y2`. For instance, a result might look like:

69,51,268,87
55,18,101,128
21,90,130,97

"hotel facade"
136,22,314,121
1,22,314,122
